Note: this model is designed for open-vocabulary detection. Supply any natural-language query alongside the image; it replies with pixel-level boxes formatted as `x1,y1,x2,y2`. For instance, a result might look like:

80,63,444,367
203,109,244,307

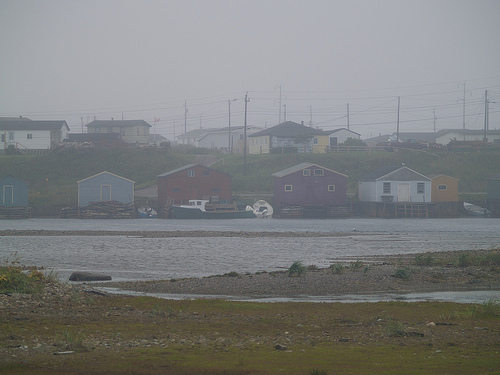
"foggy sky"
1,0,499,140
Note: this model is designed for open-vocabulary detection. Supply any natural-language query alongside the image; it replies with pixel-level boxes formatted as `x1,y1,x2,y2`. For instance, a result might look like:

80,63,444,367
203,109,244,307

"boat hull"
171,205,255,219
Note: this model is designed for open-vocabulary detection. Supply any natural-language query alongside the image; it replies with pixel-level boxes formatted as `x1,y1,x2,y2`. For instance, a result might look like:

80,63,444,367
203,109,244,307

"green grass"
1,147,499,212
288,261,307,276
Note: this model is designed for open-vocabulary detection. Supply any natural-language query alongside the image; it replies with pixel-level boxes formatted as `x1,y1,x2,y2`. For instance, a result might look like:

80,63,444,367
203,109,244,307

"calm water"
1,217,499,283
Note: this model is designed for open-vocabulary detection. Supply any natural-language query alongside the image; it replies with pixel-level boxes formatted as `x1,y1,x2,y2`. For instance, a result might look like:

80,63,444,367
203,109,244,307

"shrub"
392,267,411,280
288,261,306,277
350,260,363,270
458,253,471,268
0,255,55,294
415,253,433,266
385,321,408,337
330,264,345,274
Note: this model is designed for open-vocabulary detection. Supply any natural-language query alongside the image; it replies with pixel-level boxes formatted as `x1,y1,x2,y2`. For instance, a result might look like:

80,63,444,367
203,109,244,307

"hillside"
1,147,499,214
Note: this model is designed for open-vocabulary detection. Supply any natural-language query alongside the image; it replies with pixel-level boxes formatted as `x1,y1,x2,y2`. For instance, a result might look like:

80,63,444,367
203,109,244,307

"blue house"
0,175,28,207
77,171,134,207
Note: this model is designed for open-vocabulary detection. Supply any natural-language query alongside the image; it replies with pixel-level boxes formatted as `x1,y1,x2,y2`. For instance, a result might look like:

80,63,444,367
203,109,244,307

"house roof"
0,175,28,185
326,128,361,136
248,121,327,138
359,166,430,182
77,171,135,184
86,120,151,128
0,119,69,131
272,162,348,178
177,126,260,140
428,174,459,180
157,164,231,178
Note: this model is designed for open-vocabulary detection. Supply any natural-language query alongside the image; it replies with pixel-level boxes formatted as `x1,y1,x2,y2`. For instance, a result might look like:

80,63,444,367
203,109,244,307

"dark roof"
248,121,327,138
86,120,151,128
326,128,361,136
272,162,348,178
0,119,69,131
157,164,231,178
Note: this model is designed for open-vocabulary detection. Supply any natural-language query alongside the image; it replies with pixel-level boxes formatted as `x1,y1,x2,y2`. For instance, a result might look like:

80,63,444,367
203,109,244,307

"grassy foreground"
1,266,499,374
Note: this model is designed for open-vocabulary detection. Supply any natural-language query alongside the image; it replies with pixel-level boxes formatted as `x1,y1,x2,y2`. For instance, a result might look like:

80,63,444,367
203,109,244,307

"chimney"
301,121,304,126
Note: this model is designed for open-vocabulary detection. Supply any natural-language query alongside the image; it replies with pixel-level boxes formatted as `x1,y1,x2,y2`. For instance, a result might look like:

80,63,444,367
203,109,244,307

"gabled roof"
272,162,348,178
428,174,459,181
359,166,430,182
86,120,151,128
326,128,361,136
0,175,28,185
0,119,69,131
248,121,327,138
157,164,231,178
77,171,135,184
177,126,260,140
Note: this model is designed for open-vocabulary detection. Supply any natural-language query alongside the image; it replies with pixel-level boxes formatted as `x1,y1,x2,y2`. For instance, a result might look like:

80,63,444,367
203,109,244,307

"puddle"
97,288,500,304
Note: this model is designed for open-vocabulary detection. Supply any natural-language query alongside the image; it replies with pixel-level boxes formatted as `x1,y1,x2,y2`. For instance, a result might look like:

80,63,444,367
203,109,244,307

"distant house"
429,175,459,202
86,120,151,146
176,126,261,152
77,171,135,207
0,117,69,153
272,163,348,207
313,128,361,153
0,175,28,207
358,166,431,203
148,133,170,145
248,121,327,154
435,129,500,145
157,164,232,208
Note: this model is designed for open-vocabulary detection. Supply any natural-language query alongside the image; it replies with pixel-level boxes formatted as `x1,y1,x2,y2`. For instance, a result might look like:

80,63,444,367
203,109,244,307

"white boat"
463,202,490,217
253,200,273,218
171,200,256,219
138,206,157,218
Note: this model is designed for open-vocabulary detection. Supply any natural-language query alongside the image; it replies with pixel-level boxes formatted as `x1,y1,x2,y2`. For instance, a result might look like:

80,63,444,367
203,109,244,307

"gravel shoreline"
100,250,500,298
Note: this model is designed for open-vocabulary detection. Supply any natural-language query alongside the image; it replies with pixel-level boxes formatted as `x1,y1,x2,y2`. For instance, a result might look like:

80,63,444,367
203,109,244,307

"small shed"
429,175,459,202
358,166,431,203
0,175,28,207
157,164,232,208
77,171,134,207
272,162,348,207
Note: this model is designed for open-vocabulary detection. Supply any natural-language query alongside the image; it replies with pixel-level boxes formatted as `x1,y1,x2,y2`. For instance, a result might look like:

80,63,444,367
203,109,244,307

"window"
172,187,181,192
328,185,335,192
303,169,311,176
314,169,324,176
1,134,5,142
26,134,33,139
383,182,391,194
438,184,447,190
188,170,195,177
284,185,292,192
313,137,318,145
107,127,113,133
9,132,14,140
417,183,425,194
137,128,140,135
212,188,220,193
202,170,210,176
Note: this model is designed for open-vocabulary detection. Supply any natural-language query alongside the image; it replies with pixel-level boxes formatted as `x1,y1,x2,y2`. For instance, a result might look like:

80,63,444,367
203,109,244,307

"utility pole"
346,103,350,130
243,93,249,176
458,82,466,140
433,108,437,133
278,85,282,124
484,90,489,142
283,104,287,122
309,106,313,127
184,101,188,134
396,96,400,142
228,98,237,153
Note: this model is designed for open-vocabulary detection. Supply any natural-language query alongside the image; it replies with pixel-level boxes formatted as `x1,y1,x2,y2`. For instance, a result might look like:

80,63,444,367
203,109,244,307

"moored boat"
170,200,255,219
253,200,273,218
463,202,490,217
138,206,157,218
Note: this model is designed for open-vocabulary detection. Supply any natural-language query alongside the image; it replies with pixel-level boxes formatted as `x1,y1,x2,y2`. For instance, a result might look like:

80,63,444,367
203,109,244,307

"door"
306,185,317,204
398,183,410,202
101,185,111,201
3,186,13,207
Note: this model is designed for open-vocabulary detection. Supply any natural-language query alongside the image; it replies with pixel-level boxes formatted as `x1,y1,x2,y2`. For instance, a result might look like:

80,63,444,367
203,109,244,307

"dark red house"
157,164,232,208
272,163,348,209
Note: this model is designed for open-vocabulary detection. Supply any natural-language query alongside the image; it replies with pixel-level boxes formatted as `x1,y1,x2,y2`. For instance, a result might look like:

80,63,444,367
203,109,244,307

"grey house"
0,175,28,207
77,171,135,207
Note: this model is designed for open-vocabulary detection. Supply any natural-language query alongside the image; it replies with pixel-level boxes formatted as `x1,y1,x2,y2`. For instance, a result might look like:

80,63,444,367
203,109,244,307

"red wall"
158,165,232,207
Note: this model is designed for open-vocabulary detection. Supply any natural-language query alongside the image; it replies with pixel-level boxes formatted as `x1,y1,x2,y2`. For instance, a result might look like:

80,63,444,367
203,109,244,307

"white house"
325,128,361,146
177,126,262,152
0,117,69,153
358,166,431,203
434,129,500,145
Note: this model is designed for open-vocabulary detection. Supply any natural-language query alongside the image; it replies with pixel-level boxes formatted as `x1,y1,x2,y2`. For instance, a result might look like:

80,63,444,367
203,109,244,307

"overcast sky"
1,0,499,140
